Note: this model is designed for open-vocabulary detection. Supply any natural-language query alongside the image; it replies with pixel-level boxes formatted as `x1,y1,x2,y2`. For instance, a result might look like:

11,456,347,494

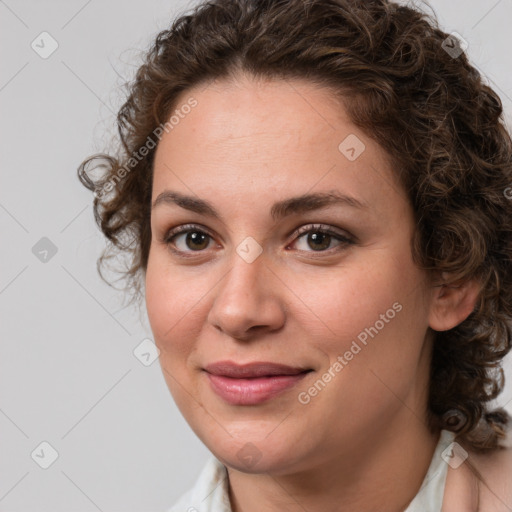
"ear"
428,272,482,332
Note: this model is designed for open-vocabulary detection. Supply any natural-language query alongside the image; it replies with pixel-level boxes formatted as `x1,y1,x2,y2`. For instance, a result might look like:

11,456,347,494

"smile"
206,372,312,405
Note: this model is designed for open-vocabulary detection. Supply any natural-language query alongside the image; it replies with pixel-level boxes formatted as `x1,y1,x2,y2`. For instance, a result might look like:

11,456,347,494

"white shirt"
167,429,456,512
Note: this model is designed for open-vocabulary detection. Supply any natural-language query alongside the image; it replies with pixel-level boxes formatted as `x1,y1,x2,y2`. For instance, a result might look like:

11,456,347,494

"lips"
204,361,313,405
204,361,311,378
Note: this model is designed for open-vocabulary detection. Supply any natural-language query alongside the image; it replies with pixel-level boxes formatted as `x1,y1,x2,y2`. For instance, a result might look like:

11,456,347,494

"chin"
200,428,305,474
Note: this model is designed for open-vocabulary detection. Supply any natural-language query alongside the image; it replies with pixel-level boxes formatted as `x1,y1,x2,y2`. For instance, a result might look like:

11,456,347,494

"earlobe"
428,274,482,332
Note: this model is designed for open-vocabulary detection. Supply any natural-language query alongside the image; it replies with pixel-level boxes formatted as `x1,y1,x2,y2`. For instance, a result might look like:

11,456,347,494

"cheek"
145,257,206,412
145,252,213,363
145,254,188,352
303,261,398,339
301,274,427,436
302,250,427,372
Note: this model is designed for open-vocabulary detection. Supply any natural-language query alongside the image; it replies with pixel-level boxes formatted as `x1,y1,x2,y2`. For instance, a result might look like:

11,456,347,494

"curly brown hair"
78,0,512,452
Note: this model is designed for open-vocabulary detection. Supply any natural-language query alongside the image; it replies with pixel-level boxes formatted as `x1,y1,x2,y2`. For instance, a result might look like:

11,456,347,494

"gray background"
1,0,511,510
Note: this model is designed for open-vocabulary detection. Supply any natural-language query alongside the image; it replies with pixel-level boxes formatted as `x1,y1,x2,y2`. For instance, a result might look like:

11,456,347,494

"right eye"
164,224,216,255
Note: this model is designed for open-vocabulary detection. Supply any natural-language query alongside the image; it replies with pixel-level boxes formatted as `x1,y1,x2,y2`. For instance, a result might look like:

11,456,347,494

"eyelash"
162,223,354,258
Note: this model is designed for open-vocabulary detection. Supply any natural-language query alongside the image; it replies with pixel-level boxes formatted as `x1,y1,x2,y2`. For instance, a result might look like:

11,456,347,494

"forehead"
151,75,406,220
162,76,350,153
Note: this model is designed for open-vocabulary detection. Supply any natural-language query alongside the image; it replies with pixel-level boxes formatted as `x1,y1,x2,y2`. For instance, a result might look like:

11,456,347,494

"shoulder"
443,430,512,512
468,442,512,512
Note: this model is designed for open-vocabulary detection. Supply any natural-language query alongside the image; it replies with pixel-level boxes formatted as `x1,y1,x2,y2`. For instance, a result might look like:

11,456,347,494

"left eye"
289,226,353,252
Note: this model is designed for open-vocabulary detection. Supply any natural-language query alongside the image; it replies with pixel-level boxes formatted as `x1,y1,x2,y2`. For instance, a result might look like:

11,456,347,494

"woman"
78,0,512,510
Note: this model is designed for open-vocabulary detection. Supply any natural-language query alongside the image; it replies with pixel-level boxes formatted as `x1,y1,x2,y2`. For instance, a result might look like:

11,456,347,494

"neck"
226,413,441,512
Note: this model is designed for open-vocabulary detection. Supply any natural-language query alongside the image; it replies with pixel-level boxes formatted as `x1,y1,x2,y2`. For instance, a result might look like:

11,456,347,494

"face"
145,74,435,474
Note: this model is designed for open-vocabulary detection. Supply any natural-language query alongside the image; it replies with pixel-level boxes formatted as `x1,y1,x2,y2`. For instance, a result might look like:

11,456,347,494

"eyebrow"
151,190,370,221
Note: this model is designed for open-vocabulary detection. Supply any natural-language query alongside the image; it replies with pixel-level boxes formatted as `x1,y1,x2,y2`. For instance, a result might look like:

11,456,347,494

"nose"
207,250,287,341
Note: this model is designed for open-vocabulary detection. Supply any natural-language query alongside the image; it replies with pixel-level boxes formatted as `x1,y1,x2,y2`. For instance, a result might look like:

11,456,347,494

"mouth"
203,361,313,405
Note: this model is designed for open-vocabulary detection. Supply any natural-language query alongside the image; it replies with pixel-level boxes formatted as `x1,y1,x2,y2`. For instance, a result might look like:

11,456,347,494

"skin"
443,448,512,511
144,73,504,511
